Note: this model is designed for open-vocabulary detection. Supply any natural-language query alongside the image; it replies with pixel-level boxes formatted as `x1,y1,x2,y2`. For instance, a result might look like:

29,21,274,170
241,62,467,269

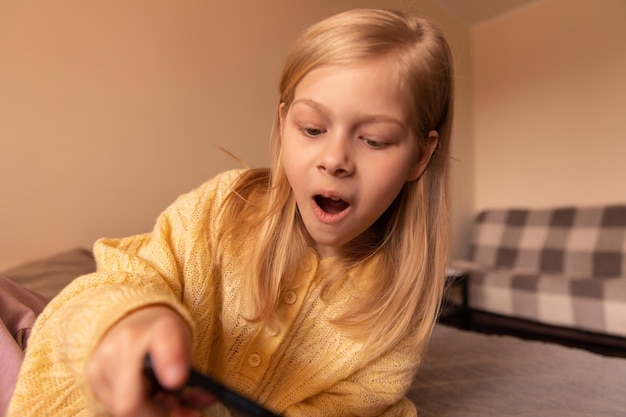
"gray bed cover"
409,325,626,417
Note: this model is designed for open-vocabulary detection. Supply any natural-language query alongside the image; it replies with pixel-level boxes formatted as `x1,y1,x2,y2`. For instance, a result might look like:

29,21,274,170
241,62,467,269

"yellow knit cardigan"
8,170,421,417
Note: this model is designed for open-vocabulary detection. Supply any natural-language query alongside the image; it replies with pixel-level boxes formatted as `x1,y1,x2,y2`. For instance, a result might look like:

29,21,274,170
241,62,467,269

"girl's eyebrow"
290,98,327,113
291,98,407,128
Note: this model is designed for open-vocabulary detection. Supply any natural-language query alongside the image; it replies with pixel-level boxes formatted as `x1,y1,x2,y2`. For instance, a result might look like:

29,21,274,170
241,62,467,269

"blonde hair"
218,9,454,356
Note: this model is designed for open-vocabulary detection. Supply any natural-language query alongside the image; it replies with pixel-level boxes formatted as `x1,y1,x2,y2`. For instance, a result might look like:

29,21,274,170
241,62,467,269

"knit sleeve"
7,170,243,417
283,330,422,417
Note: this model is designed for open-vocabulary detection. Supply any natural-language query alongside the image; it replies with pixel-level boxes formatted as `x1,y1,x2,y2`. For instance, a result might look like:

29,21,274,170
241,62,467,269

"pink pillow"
0,276,48,416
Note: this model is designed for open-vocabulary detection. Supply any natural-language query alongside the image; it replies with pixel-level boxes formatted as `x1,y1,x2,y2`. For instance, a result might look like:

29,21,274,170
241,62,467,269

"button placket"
236,257,319,382
239,344,270,381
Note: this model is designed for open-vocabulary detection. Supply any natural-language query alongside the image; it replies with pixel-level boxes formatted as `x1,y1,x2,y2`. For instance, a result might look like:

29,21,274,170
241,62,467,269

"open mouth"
314,195,350,214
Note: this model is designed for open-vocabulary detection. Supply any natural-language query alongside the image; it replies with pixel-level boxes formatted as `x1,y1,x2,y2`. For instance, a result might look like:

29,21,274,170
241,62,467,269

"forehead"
296,56,401,92
291,57,407,120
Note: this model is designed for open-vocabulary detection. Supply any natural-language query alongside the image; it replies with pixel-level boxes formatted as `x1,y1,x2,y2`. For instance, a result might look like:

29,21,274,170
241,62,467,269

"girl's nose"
317,134,355,177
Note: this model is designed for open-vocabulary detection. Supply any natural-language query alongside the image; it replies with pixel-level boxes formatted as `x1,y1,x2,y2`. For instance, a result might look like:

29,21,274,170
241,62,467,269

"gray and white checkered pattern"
459,205,626,337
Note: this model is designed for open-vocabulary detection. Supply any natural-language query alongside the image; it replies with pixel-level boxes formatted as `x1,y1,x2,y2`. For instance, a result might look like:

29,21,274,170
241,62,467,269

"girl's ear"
277,102,288,145
278,102,287,130
407,130,439,181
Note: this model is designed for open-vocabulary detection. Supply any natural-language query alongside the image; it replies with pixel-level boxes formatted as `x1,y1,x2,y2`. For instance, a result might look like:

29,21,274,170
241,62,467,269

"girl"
8,8,454,417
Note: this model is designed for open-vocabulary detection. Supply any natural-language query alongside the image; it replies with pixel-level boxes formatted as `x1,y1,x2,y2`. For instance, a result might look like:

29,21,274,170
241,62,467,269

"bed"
3,248,626,416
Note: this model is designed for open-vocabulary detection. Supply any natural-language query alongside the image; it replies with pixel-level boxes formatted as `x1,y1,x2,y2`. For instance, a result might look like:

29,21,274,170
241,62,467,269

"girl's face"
280,57,436,258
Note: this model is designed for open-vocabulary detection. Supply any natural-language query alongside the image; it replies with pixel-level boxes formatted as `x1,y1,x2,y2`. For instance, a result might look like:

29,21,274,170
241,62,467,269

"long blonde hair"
218,8,454,355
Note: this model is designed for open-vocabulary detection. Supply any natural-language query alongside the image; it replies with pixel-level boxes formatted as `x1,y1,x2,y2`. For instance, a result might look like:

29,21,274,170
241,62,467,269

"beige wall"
0,0,473,268
472,0,626,211
12,0,619,268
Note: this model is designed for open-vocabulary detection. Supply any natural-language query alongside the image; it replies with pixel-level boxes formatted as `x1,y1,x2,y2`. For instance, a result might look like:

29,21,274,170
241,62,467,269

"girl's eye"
363,137,387,149
301,127,326,137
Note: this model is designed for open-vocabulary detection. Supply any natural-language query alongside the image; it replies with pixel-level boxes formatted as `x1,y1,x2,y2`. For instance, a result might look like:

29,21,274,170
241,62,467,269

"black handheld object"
143,355,280,417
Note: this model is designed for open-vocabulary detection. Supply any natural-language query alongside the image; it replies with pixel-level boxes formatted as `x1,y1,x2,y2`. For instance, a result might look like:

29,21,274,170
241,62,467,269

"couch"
452,204,626,353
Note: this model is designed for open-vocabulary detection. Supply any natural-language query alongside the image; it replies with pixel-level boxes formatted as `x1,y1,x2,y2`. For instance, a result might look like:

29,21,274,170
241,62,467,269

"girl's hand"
87,305,193,417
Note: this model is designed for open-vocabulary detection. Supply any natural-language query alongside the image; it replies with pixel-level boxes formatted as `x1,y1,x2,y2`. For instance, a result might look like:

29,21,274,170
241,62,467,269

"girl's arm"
7,170,242,417
282,328,423,417
165,328,421,417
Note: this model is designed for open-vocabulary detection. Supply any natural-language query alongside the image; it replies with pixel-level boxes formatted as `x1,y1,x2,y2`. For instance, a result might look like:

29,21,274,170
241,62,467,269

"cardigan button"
283,290,297,305
248,353,261,367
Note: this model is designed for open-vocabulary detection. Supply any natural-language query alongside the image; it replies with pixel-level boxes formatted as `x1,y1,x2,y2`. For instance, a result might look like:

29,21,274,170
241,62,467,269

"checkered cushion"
462,205,626,337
